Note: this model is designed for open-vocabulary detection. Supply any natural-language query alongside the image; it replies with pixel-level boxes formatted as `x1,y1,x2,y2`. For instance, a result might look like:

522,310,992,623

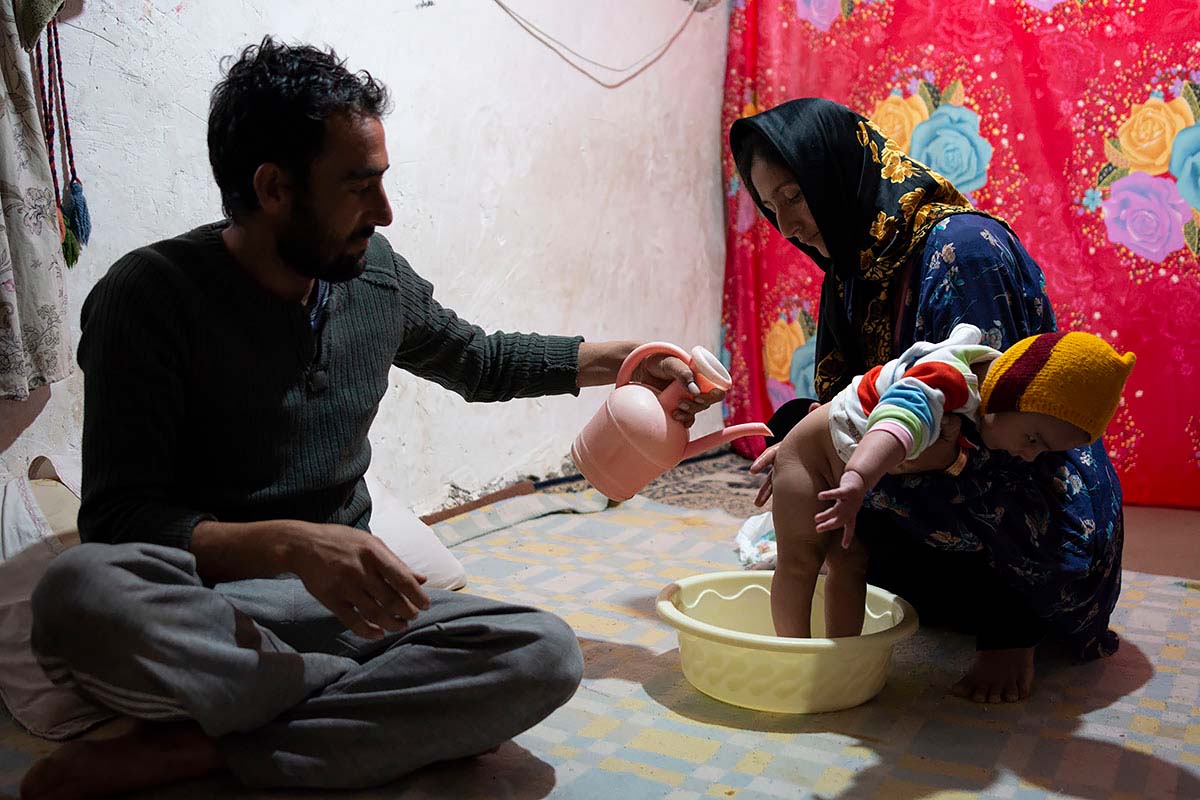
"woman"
733,98,1123,703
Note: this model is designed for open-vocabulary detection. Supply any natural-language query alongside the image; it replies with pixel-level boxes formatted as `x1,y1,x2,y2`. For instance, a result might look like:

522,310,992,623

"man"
21,38,721,799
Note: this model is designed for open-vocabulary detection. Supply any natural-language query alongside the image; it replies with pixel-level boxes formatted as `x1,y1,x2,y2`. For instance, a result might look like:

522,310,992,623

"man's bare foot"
950,647,1035,704
21,722,223,800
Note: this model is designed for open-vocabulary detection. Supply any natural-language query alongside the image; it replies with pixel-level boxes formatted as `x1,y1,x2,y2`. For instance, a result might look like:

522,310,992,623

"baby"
765,323,1136,639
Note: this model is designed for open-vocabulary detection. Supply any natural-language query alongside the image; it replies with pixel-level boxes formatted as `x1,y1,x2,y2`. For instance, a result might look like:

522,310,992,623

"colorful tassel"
44,19,90,264
62,225,80,267
64,178,90,244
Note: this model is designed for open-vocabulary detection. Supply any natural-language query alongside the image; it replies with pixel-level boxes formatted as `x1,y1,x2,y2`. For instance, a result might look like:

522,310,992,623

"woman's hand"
749,401,821,506
749,443,780,507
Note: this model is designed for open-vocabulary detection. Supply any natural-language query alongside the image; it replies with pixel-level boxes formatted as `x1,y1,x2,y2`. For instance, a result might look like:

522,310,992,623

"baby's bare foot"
950,647,1035,704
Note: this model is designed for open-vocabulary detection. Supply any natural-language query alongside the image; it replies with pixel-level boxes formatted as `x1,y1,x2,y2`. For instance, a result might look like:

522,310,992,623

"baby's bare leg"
824,528,868,637
769,406,840,638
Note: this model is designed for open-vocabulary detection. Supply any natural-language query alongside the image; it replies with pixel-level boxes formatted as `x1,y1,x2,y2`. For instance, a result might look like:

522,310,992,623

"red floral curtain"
718,0,1200,508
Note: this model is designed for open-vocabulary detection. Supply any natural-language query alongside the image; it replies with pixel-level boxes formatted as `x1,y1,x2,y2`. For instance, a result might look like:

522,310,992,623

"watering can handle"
615,342,694,388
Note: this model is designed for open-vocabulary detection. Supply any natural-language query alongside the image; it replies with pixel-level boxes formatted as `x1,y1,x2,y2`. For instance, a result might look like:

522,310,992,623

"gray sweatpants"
29,542,583,789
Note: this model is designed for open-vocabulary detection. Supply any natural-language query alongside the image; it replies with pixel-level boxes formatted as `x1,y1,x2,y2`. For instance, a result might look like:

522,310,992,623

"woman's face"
749,155,829,258
979,411,1092,461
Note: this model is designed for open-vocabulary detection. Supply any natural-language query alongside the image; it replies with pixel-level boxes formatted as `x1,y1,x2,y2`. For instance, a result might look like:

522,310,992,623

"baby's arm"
815,429,907,548
817,335,994,547
866,338,995,455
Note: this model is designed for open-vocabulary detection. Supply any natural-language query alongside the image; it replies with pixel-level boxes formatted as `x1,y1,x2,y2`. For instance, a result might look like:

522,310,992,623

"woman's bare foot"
20,722,223,800
951,647,1035,704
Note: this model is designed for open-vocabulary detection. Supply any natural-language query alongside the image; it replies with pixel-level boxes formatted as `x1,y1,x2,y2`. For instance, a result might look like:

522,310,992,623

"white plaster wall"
1,0,730,513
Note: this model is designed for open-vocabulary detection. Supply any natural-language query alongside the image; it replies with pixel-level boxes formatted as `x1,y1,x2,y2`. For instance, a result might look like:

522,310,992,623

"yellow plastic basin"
656,571,918,714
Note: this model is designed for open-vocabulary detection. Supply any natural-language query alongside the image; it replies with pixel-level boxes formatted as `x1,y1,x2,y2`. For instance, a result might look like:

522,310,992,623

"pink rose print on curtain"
1023,0,1068,11
1100,172,1190,263
1087,78,1200,264
795,0,842,32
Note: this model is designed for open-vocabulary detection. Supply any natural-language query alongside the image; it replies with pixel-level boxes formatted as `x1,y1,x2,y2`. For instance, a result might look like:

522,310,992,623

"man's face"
276,113,394,282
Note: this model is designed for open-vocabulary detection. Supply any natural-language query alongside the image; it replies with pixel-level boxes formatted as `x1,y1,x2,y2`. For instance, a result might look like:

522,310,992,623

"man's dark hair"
207,37,391,219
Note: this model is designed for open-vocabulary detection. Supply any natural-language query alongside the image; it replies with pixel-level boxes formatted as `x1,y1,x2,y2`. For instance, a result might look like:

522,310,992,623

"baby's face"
978,412,1093,461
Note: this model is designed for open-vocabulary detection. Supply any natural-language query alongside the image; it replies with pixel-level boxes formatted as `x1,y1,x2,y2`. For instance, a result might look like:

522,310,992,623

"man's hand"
283,522,431,639
576,341,724,427
815,469,868,548
633,353,724,427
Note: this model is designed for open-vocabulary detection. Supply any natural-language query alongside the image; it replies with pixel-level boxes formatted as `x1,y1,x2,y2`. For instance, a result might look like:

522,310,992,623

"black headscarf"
731,98,999,401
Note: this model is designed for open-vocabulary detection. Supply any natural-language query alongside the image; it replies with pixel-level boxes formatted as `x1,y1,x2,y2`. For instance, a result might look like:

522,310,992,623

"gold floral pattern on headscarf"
813,121,982,400
898,188,926,220
869,211,897,243
882,148,918,183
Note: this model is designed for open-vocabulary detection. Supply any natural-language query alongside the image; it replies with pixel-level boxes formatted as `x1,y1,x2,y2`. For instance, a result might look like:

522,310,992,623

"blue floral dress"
863,213,1122,660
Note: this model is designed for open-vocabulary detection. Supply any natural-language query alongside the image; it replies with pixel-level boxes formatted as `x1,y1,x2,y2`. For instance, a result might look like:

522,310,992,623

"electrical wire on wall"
491,0,704,89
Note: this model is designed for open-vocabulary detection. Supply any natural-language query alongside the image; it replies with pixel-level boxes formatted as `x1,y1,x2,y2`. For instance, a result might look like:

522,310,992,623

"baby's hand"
815,469,868,548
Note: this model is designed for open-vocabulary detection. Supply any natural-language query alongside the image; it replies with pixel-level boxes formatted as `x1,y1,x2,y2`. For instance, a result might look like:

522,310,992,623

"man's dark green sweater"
77,222,583,548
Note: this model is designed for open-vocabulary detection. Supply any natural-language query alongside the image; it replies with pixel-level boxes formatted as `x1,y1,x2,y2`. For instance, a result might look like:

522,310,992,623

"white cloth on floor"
734,512,777,570
0,455,116,739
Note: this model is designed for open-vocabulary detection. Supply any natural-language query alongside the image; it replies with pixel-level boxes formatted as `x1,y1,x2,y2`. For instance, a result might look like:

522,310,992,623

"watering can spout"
682,422,773,461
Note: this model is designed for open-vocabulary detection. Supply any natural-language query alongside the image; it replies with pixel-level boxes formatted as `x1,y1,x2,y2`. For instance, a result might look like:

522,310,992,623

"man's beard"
276,197,372,283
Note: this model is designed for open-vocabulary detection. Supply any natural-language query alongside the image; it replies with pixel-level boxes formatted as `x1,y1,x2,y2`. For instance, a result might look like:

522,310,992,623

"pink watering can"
571,342,773,501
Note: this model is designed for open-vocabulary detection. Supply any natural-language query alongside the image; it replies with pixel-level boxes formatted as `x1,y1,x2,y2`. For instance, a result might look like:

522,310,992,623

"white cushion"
364,472,467,591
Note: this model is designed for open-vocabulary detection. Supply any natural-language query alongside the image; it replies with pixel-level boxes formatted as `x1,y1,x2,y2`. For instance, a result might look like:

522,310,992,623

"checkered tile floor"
2,493,1198,799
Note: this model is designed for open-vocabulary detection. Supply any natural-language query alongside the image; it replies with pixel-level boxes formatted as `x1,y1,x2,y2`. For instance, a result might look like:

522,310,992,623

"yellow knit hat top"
980,331,1136,442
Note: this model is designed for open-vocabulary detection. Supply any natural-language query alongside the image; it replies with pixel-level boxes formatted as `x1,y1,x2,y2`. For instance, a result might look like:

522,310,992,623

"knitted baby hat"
980,330,1136,442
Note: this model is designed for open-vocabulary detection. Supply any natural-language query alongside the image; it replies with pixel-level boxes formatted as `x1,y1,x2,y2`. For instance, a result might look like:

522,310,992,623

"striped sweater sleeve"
859,325,998,458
